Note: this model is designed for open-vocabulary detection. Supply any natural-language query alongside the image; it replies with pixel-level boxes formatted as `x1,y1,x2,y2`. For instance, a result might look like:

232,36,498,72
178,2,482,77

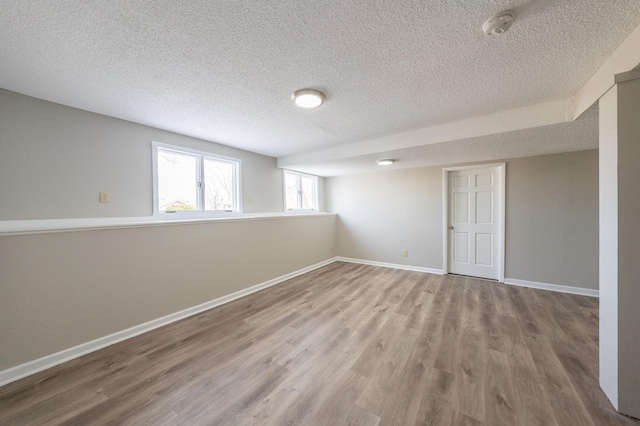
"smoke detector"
483,10,515,36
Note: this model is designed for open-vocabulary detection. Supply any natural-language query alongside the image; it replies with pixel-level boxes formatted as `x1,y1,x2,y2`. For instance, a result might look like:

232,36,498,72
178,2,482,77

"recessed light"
376,159,394,166
292,89,325,108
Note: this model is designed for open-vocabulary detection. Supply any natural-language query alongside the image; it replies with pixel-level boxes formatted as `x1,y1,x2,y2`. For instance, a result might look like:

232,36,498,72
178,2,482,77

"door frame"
442,163,506,282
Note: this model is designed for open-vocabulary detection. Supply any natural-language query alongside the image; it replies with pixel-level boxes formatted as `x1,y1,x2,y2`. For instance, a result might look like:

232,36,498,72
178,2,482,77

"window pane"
158,149,197,212
300,175,315,209
204,158,234,211
285,173,299,210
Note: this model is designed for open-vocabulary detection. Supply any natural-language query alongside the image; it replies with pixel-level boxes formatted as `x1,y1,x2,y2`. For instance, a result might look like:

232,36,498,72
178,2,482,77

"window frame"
152,141,242,216
283,170,319,212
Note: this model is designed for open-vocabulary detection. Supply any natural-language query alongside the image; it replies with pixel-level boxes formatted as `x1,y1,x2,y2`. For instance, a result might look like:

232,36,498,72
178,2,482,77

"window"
152,142,241,215
284,170,318,211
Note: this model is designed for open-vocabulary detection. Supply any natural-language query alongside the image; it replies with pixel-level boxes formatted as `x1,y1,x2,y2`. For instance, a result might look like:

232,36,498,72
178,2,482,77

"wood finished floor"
1,262,638,425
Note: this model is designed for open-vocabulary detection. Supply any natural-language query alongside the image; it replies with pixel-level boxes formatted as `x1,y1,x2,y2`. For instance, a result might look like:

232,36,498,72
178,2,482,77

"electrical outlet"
402,249,408,257
99,191,109,203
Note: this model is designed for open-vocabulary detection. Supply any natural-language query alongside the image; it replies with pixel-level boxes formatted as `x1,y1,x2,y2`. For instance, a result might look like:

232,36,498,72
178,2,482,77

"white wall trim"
0,212,336,237
0,257,337,387
336,256,444,275
442,168,449,277
151,140,244,215
504,278,599,298
338,257,597,298
282,169,320,212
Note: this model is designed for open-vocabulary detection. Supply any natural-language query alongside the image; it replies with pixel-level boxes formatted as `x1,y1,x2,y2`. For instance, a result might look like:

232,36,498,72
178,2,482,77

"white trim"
504,278,599,298
283,169,319,212
442,163,506,282
442,168,449,277
498,164,505,282
336,256,444,275
151,141,243,216
151,141,243,171
339,257,598,298
0,212,336,237
0,257,337,387
441,162,507,172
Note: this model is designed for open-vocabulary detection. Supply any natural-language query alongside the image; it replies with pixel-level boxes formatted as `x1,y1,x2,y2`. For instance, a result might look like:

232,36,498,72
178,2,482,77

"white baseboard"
336,256,444,275
504,278,599,298
0,259,597,387
0,257,336,387
336,258,598,298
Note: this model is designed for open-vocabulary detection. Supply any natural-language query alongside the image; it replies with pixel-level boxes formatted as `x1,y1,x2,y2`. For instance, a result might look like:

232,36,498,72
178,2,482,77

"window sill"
283,209,321,214
0,212,336,236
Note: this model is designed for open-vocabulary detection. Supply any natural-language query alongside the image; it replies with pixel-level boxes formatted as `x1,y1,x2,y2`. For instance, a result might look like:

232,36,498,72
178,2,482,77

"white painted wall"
599,71,640,418
599,84,619,408
326,150,599,290
0,89,303,219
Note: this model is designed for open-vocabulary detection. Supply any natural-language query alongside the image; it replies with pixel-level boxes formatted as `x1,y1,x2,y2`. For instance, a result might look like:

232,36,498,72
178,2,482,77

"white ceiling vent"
483,11,515,36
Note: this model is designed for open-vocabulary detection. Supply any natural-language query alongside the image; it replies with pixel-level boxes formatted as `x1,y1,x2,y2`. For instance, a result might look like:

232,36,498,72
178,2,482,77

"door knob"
449,226,454,230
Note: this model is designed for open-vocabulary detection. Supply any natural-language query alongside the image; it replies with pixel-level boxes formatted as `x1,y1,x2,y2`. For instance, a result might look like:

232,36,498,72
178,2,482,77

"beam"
573,23,640,120
278,98,572,169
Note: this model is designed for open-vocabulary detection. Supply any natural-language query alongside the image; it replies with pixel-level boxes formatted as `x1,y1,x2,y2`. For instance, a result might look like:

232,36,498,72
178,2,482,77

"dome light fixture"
292,88,325,108
376,159,394,166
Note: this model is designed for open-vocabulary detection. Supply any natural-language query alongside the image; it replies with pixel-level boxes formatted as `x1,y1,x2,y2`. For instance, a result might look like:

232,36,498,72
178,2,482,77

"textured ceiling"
295,104,599,176
1,1,640,175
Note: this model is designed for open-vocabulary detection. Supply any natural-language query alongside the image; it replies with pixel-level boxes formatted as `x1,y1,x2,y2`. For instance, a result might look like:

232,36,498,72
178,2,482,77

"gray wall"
0,89,290,219
0,87,600,378
0,88,337,374
599,72,640,417
326,150,599,289
506,151,599,288
0,215,336,371
327,167,444,270
615,73,640,417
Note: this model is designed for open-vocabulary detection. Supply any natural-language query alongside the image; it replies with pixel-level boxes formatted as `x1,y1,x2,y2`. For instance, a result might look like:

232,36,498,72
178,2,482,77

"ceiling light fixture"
292,88,325,108
376,159,394,166
483,10,515,36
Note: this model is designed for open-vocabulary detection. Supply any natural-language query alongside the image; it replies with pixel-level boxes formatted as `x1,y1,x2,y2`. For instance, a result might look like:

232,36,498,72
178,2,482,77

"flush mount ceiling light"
292,88,325,108
376,159,394,166
483,10,515,36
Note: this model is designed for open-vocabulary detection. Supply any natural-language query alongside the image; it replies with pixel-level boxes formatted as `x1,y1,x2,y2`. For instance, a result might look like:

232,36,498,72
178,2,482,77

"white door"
447,166,502,280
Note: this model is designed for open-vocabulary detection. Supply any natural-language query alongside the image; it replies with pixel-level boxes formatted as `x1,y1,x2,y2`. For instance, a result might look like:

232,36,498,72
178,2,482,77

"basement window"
284,170,318,211
152,142,241,215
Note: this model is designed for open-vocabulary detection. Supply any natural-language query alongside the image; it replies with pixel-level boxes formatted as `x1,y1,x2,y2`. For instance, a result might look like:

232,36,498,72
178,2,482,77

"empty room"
1,1,640,425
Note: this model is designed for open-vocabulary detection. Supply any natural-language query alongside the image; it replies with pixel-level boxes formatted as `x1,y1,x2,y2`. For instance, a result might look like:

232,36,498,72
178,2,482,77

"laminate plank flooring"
1,261,638,425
